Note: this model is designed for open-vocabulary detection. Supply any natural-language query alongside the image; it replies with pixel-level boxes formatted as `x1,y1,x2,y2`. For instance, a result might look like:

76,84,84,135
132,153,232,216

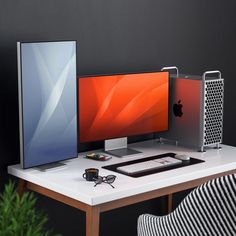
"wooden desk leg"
167,194,173,214
17,179,27,196
86,206,100,236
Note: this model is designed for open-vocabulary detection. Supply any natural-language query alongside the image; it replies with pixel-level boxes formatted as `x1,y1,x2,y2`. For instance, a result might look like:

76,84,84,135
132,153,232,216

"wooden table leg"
17,179,27,196
86,206,100,236
167,194,173,214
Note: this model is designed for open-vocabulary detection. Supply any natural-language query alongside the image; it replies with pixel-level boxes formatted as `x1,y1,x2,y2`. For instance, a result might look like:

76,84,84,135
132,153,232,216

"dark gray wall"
1,0,236,235
1,0,236,169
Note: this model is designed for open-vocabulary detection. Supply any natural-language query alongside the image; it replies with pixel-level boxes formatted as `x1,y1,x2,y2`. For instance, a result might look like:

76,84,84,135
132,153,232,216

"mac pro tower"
161,70,224,152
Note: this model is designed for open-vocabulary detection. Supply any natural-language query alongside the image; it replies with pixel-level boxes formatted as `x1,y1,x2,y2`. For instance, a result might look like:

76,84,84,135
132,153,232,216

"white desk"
8,140,236,236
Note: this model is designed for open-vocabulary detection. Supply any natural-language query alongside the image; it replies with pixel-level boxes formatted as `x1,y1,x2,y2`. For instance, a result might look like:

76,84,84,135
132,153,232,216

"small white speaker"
160,67,224,152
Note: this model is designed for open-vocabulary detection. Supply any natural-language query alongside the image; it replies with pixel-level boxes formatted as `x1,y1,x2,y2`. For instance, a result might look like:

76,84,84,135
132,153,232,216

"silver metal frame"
105,137,128,151
200,70,223,152
17,42,24,168
161,66,179,77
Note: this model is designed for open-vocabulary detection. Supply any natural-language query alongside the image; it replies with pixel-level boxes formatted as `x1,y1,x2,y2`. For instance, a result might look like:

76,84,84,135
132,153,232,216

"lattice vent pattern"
204,79,224,146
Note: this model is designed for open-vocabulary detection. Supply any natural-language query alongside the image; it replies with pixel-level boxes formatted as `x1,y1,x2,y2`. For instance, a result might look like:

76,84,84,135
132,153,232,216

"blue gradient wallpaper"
19,41,77,168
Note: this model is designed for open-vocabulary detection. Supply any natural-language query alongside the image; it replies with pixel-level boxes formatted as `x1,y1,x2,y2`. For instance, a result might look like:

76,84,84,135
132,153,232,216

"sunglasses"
93,175,116,188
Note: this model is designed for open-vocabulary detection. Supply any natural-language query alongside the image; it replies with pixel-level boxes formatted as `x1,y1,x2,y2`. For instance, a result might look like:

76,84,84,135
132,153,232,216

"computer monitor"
17,40,77,169
79,71,169,157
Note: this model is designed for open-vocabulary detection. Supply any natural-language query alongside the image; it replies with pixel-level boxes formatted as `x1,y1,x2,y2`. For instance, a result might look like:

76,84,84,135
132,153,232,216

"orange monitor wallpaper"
79,72,169,142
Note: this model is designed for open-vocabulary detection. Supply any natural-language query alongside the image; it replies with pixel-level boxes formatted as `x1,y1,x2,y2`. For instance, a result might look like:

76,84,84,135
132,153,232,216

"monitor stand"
36,162,67,172
104,137,142,158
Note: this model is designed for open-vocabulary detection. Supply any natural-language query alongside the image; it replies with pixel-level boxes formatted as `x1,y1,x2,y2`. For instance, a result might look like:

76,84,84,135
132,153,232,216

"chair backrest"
138,174,236,236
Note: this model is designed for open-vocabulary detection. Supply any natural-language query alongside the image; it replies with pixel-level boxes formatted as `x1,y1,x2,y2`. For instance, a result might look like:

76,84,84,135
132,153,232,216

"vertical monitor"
18,41,77,168
79,71,169,143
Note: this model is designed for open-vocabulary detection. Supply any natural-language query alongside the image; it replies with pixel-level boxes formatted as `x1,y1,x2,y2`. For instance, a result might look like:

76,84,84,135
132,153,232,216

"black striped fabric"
138,174,236,236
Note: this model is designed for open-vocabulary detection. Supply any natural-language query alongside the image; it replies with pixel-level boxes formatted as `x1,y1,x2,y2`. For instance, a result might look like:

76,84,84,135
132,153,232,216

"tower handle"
161,66,179,77
202,70,222,82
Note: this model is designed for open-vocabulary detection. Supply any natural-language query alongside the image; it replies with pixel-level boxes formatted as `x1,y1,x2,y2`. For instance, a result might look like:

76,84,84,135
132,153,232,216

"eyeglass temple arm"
108,183,115,188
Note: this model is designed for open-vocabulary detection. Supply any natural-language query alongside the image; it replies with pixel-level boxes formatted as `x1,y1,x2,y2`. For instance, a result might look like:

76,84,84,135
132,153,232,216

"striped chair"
138,174,236,236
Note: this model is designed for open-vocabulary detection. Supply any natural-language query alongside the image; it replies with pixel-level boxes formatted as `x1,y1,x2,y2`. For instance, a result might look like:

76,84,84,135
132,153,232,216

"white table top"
8,140,236,206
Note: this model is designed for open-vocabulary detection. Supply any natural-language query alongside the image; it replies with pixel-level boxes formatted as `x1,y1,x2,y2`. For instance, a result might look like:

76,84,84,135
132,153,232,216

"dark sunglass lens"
105,175,116,183
94,176,103,184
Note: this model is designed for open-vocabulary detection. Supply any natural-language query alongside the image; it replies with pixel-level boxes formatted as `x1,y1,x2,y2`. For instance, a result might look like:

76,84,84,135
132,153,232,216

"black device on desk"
102,153,204,178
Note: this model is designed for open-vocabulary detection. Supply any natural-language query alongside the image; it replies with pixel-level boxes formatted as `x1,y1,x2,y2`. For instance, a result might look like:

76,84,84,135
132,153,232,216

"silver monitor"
17,40,77,168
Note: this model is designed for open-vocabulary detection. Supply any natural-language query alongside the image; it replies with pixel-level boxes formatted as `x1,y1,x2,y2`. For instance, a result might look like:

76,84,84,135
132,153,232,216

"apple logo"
173,100,183,117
